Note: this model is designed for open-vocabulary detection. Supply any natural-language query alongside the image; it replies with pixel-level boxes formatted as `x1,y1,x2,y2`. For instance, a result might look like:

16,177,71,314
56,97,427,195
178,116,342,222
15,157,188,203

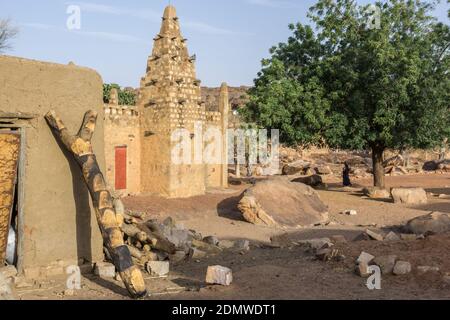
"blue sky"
1,0,449,88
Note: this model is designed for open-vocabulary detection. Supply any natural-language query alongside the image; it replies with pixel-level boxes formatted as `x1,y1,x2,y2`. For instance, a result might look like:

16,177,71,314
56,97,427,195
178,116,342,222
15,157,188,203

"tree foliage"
0,19,18,53
243,0,450,187
103,83,137,106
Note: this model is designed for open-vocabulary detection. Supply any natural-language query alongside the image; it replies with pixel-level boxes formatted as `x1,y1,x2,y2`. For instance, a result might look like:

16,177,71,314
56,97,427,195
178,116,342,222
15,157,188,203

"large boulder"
315,165,332,175
391,188,427,205
282,160,311,176
363,187,391,199
238,177,329,228
406,212,450,235
292,174,323,187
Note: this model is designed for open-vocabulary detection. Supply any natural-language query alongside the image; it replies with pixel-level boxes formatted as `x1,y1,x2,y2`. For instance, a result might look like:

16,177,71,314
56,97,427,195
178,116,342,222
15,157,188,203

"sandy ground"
15,173,450,300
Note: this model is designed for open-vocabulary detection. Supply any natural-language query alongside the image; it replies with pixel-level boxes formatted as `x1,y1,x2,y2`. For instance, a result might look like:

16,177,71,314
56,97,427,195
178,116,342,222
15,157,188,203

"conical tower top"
160,5,181,36
163,5,177,19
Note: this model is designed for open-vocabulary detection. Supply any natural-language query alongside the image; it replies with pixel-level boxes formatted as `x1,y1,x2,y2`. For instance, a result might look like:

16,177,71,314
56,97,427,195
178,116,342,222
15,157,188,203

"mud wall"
0,56,104,274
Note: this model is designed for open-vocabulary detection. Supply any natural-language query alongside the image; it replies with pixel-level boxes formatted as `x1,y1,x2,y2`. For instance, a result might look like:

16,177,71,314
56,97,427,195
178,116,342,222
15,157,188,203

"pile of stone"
355,251,412,277
113,199,249,277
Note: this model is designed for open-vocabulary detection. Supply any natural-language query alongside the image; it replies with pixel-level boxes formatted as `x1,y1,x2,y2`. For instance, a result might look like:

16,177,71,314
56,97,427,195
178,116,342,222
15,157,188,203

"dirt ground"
15,173,450,300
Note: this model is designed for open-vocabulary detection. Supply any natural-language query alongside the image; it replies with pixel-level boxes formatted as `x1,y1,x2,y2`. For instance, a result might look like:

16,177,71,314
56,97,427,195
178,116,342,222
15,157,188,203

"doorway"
115,146,127,190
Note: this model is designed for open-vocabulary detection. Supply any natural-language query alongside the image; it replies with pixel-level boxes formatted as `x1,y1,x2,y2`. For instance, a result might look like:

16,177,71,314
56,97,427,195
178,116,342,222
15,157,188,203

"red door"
115,146,127,190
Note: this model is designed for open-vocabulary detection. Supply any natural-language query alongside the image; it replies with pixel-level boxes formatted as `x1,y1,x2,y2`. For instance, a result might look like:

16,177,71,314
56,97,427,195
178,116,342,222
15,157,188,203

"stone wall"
0,55,104,276
104,104,141,196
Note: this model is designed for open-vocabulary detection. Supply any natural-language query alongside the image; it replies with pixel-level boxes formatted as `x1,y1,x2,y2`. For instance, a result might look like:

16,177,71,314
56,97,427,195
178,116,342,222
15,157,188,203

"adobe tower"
138,5,207,198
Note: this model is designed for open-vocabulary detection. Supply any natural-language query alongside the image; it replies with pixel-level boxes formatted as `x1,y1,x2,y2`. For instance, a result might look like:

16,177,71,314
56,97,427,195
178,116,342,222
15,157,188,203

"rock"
384,231,401,241
0,273,15,300
270,233,293,248
282,160,311,176
341,210,357,216
145,261,170,277
218,240,235,250
316,248,340,262
234,240,250,252
168,229,192,248
315,165,332,175
292,175,323,187
357,252,375,265
64,289,75,297
393,261,412,275
417,266,440,273
206,266,233,286
406,211,450,235
373,255,397,274
443,273,450,284
400,233,417,241
13,277,32,289
330,235,347,244
391,188,427,205
365,229,384,241
203,236,220,246
189,248,207,259
238,177,329,228
363,187,391,199
0,265,17,279
355,262,371,278
423,160,439,171
191,239,222,254
353,232,371,241
94,262,116,279
169,251,188,264
298,238,333,250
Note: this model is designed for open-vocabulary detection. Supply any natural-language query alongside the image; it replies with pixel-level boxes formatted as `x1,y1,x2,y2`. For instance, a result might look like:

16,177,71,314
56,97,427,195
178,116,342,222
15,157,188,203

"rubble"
0,273,15,300
206,266,233,286
270,233,293,248
94,262,116,279
384,231,401,241
298,238,333,250
357,252,375,265
330,235,347,244
145,261,170,277
417,266,440,273
373,255,397,274
355,263,371,278
393,261,412,275
341,210,358,216
0,265,17,279
365,229,384,241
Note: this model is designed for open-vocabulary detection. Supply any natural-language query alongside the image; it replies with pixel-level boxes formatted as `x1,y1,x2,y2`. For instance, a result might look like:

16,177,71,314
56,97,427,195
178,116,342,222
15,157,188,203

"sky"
1,0,449,88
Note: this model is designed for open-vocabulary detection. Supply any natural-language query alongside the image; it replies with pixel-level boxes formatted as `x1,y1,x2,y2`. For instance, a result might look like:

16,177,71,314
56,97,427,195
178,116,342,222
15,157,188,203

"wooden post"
45,110,147,299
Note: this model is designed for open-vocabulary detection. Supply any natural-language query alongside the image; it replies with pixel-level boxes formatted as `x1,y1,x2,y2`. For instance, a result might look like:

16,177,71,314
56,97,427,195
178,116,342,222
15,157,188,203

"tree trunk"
45,110,147,299
372,145,385,189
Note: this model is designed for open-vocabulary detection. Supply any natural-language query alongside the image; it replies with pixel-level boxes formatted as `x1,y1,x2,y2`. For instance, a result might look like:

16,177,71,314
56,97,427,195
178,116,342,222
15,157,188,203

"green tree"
103,83,136,106
243,0,450,188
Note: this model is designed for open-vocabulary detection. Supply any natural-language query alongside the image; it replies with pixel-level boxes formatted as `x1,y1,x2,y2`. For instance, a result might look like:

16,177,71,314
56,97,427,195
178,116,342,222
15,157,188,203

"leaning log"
45,110,146,299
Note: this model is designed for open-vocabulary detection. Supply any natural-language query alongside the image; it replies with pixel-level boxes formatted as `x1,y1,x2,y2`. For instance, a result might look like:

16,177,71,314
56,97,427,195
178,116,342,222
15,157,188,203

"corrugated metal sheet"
0,132,20,264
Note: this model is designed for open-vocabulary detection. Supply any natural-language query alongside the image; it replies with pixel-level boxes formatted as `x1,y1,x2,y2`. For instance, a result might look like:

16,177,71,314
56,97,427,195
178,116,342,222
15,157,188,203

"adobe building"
0,55,104,276
104,5,230,198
